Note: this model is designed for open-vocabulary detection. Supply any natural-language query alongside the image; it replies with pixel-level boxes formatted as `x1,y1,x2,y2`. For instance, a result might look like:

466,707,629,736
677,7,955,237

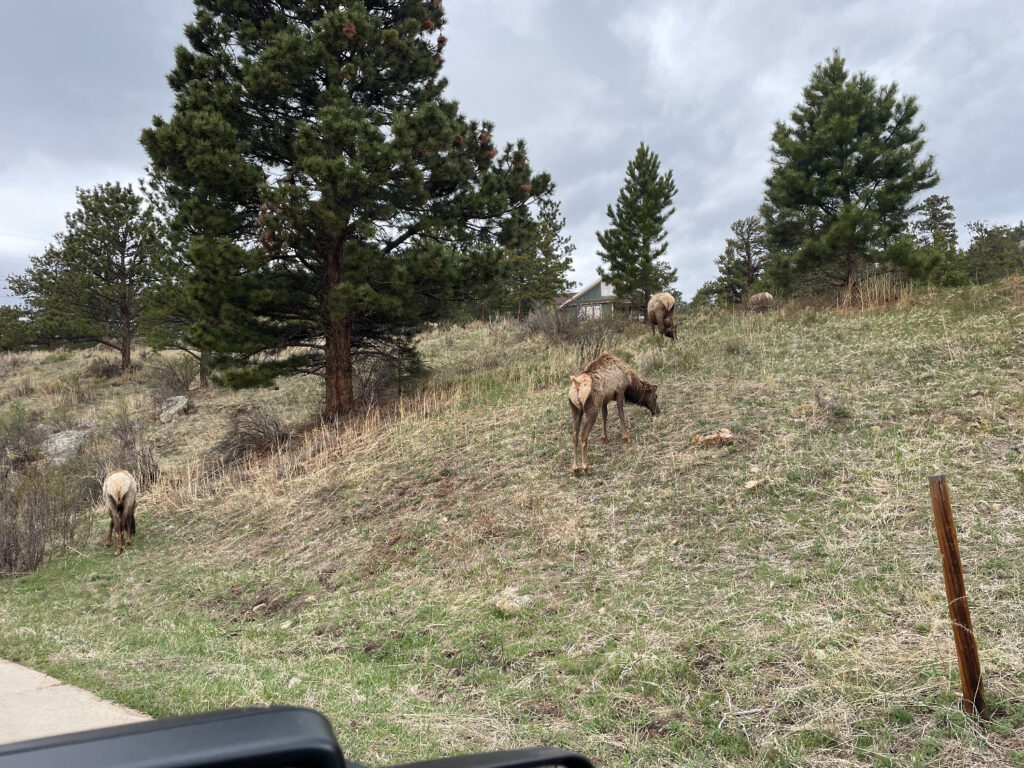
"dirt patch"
204,583,310,621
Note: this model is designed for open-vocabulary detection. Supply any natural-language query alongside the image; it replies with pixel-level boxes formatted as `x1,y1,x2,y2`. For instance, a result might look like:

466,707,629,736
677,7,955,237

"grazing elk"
647,292,677,339
748,291,774,312
103,470,138,556
568,353,660,475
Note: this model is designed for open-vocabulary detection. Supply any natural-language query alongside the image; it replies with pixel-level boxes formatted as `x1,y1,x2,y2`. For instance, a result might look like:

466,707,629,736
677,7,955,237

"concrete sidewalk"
0,659,149,745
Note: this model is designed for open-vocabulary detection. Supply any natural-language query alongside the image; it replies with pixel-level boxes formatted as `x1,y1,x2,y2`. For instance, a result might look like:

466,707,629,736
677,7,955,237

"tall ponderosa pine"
913,194,958,250
500,196,576,320
711,216,768,304
597,143,678,306
7,183,163,373
761,51,939,294
142,1,550,418
906,194,966,286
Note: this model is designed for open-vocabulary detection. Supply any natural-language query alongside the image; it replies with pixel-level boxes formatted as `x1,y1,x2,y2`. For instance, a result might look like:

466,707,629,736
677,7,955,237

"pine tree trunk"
518,298,524,323
121,326,132,375
845,252,859,303
199,348,211,389
324,247,355,420
324,316,354,419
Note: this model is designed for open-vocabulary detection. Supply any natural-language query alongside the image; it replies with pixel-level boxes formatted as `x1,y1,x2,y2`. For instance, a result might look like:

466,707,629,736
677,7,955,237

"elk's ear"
651,385,658,391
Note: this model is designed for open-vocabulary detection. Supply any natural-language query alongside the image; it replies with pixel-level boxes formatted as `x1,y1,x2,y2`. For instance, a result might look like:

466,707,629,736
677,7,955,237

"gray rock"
39,429,91,465
29,423,58,444
159,396,192,423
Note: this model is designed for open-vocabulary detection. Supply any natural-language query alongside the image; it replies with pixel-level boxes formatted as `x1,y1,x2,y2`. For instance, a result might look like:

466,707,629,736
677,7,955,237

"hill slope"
2,284,1024,767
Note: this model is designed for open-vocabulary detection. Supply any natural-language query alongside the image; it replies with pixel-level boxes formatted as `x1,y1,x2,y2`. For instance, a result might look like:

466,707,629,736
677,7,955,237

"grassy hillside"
2,283,1024,767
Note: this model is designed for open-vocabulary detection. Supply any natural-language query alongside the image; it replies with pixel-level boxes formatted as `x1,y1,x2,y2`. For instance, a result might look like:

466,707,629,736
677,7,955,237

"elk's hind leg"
601,402,609,443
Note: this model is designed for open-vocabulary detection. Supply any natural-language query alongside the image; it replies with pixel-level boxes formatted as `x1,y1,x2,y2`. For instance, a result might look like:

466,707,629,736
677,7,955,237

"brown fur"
102,470,138,557
647,292,677,340
568,354,660,475
749,291,774,312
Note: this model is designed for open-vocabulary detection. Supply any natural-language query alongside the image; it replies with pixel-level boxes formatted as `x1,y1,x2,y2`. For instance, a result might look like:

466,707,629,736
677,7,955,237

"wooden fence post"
928,475,988,717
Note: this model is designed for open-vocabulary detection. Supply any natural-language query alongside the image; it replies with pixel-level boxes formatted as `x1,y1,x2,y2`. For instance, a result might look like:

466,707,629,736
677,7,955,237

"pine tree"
912,194,958,250
7,183,163,372
761,50,939,295
963,221,1024,283
142,1,550,419
708,216,767,304
136,184,213,387
597,143,678,306
500,196,576,320
905,194,966,286
0,307,31,351
139,239,213,388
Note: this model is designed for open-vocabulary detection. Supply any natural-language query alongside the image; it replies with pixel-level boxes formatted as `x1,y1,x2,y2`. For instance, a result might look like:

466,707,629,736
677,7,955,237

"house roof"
559,277,660,309
557,278,602,309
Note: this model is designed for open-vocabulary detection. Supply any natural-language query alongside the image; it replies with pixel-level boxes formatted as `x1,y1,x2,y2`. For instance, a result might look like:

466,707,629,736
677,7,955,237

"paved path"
0,660,149,745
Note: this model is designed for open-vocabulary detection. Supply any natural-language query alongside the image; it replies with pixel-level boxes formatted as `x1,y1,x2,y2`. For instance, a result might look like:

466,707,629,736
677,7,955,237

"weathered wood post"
928,475,988,717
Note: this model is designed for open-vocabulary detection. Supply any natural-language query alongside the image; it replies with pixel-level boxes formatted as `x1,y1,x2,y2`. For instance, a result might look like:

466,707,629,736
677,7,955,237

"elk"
647,292,677,340
748,291,774,312
568,353,659,475
103,470,138,556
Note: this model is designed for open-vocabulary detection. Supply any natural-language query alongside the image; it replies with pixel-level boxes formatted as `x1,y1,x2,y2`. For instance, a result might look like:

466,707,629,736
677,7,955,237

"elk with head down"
647,292,677,340
103,469,138,556
568,353,660,475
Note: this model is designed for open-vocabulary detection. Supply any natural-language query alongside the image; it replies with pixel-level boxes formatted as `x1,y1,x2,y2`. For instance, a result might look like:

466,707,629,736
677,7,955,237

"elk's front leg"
616,391,630,443
570,404,583,475
601,402,609,442
580,407,600,475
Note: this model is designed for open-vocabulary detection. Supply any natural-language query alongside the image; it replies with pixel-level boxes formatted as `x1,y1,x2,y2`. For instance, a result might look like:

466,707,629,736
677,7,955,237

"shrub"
354,355,402,406
0,405,44,472
82,357,122,380
140,354,199,401
0,461,95,576
525,307,644,368
40,373,89,409
213,407,290,465
89,406,160,491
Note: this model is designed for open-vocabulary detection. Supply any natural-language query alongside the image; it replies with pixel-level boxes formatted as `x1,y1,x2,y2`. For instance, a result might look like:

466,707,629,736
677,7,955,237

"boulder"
159,396,192,423
494,587,534,615
39,429,91,465
29,423,58,444
692,428,735,448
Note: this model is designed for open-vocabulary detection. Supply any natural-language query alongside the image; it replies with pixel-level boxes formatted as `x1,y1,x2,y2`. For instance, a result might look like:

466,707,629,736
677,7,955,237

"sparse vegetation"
1,282,1024,766
212,407,290,466
140,353,199,401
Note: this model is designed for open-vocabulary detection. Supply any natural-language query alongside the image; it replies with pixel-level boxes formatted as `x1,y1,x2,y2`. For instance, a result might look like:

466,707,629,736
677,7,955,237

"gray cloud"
2,0,1022,305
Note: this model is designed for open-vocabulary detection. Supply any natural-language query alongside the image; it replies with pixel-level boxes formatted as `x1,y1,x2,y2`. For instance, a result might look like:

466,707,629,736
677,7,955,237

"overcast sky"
2,1,1023,305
